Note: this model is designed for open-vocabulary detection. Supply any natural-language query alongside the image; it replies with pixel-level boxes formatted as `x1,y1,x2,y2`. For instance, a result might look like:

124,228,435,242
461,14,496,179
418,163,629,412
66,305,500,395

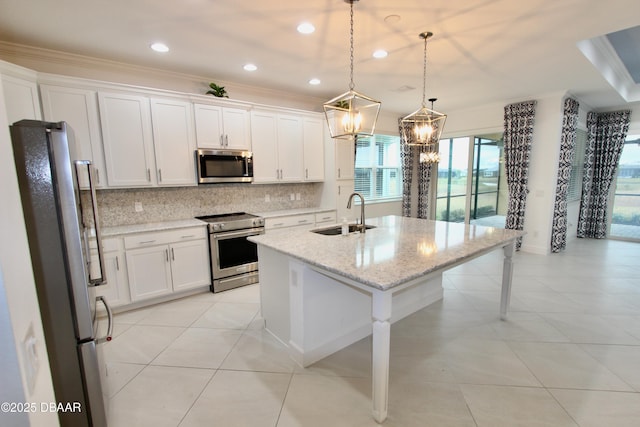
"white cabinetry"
1,69,41,123
99,92,197,187
193,103,250,150
40,84,107,188
251,109,304,183
150,98,197,186
124,228,209,301
98,92,156,187
302,116,325,181
265,210,337,231
335,139,355,180
91,238,130,308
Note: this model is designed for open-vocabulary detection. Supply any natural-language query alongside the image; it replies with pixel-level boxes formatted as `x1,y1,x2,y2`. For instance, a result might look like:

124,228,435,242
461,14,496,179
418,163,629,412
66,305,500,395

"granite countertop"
102,218,207,237
249,215,525,291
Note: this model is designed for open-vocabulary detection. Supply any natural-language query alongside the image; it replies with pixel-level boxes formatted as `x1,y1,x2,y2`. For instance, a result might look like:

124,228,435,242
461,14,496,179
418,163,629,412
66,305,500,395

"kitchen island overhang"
249,215,525,423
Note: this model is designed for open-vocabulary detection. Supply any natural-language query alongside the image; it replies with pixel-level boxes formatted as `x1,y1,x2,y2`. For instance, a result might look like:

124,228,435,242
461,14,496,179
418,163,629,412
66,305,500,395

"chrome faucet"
347,192,366,233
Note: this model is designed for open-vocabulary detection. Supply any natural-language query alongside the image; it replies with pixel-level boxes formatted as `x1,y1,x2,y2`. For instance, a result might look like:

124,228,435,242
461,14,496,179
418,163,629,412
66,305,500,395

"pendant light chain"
349,0,355,91
421,34,428,107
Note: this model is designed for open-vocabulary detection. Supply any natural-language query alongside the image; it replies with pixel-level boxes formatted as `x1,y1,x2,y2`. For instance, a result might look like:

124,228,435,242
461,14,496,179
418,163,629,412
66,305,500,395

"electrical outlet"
296,193,301,200
290,193,295,201
22,323,39,394
134,202,143,212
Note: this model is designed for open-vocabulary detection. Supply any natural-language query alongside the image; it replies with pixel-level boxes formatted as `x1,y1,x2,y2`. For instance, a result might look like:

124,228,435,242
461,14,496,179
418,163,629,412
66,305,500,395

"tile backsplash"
93,182,323,227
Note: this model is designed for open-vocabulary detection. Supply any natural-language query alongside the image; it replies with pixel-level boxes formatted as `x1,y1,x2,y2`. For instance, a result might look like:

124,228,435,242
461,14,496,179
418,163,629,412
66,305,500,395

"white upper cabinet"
302,116,324,181
40,84,107,188
335,139,355,180
250,109,304,183
1,73,41,123
193,103,250,150
150,98,197,186
98,91,156,187
276,113,304,182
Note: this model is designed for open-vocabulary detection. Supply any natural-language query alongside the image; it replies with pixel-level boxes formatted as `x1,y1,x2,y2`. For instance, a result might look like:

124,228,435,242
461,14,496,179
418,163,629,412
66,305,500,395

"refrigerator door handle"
95,296,113,344
75,160,106,286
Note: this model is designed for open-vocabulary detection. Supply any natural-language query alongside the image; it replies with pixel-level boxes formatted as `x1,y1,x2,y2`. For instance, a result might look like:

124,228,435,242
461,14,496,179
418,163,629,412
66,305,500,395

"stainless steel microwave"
196,149,253,184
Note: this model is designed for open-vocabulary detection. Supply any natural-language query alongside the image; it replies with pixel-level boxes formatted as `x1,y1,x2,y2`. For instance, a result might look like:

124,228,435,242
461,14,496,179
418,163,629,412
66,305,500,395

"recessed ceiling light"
309,78,321,85
373,49,388,59
150,42,169,53
243,63,258,71
297,22,315,34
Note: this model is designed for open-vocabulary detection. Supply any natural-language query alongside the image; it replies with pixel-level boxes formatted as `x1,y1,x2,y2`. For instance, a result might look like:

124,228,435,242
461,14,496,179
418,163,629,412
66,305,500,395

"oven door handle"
212,228,264,240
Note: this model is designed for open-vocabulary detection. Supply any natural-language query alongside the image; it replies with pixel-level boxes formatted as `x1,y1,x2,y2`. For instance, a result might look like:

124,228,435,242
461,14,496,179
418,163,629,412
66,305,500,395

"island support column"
371,290,392,423
500,241,516,320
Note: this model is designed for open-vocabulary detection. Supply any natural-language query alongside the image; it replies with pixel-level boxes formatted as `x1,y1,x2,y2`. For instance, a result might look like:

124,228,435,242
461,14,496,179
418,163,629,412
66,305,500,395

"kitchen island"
250,215,524,423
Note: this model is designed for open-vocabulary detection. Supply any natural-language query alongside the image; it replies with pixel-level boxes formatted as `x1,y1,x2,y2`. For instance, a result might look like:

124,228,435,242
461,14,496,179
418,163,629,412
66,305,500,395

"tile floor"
103,238,640,427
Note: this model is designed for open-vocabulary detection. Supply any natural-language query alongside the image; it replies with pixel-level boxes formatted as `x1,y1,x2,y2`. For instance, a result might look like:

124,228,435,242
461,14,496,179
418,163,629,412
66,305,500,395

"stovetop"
196,212,264,232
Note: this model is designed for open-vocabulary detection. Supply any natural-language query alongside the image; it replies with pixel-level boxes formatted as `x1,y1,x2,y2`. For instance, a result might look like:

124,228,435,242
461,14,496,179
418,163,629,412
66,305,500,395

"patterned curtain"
417,145,434,219
399,120,414,217
577,110,631,239
399,119,434,218
551,98,580,253
503,100,537,249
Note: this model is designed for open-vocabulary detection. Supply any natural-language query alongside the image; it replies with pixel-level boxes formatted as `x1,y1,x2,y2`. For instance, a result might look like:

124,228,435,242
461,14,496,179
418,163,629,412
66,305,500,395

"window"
567,129,587,202
354,134,402,201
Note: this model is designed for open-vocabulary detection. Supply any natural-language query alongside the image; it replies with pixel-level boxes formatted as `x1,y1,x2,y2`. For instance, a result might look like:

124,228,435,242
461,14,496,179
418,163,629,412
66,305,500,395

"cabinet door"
277,114,304,182
98,92,156,187
150,98,197,186
222,107,250,149
335,139,355,180
126,245,172,301
40,85,106,188
170,239,210,292
94,251,130,307
1,74,41,123
194,103,223,148
303,116,324,181
337,180,355,221
250,110,279,182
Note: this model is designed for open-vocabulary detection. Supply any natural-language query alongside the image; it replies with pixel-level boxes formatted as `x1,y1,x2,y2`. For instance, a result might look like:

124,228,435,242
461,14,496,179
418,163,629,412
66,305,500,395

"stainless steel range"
196,212,265,292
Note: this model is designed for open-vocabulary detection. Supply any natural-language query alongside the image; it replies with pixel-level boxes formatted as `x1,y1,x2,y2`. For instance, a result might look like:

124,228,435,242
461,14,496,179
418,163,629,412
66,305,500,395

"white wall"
0,68,59,427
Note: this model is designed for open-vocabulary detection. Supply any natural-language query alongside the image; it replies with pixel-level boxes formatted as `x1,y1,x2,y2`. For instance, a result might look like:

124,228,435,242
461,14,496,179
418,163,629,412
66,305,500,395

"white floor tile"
108,365,214,427
104,325,185,364
550,389,640,427
151,328,243,369
191,301,260,329
179,370,290,427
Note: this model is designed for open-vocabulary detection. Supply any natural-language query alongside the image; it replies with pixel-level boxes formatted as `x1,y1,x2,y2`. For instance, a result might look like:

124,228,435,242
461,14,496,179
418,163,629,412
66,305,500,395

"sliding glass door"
609,136,640,241
435,133,506,225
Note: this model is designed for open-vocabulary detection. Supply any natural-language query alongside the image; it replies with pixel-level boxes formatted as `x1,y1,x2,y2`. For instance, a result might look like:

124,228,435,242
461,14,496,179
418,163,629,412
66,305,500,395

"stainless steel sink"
311,224,376,236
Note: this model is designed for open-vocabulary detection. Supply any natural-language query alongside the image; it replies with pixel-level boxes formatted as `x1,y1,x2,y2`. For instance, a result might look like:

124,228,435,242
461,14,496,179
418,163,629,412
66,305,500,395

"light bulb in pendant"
342,110,362,133
414,122,434,142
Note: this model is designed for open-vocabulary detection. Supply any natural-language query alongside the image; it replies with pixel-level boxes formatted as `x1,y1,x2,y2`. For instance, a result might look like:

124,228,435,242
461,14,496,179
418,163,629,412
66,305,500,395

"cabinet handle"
147,168,151,182
273,222,284,227
220,134,224,146
298,219,309,224
165,249,169,262
171,248,175,261
338,168,341,179
158,169,162,182
225,135,229,147
139,240,156,245
306,169,308,179
181,235,195,239
95,168,100,184
115,255,120,271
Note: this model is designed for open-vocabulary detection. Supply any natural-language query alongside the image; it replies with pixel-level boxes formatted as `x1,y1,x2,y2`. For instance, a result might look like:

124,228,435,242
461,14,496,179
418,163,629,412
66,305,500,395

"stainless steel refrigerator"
10,120,112,427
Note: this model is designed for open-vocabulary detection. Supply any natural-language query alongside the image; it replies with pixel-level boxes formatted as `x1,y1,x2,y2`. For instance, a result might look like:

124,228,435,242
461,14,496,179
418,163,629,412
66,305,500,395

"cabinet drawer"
124,226,206,249
266,214,315,230
315,211,337,224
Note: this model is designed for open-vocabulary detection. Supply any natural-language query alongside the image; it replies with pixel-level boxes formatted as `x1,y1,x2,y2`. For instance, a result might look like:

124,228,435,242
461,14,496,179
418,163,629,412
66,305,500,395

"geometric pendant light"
323,0,381,140
400,31,446,159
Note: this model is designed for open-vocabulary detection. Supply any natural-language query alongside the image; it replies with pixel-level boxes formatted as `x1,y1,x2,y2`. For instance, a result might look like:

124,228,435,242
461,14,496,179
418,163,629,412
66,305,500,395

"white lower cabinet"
265,211,337,232
91,238,130,308
124,227,209,302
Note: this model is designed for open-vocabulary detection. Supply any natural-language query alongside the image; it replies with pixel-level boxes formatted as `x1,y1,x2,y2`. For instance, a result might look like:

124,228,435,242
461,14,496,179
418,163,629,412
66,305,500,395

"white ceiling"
1,0,639,115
